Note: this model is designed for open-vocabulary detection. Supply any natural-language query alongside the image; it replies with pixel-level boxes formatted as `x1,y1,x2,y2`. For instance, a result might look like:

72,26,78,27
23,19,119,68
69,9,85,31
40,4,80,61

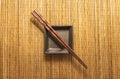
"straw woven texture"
0,0,120,79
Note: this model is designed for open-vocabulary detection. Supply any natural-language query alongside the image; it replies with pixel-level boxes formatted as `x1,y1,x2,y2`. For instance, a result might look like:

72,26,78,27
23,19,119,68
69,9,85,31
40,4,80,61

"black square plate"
44,26,73,54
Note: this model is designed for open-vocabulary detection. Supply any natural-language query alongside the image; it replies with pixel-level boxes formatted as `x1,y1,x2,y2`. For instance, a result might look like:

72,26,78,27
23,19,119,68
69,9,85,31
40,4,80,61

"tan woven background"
0,0,120,79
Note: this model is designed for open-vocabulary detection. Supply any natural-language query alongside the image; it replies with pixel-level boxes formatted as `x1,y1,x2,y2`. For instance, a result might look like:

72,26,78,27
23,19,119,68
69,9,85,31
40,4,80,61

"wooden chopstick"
32,10,87,69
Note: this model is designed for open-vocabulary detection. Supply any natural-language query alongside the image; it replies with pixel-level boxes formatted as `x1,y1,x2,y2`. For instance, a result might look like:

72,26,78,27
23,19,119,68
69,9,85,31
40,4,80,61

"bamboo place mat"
0,0,120,79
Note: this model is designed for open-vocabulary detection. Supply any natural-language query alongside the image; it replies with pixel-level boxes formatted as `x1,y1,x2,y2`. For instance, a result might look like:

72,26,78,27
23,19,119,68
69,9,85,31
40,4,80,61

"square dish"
44,26,73,54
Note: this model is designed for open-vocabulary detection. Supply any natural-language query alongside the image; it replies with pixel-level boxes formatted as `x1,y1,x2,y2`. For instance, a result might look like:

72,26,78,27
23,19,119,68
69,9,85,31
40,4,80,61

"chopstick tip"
33,9,39,13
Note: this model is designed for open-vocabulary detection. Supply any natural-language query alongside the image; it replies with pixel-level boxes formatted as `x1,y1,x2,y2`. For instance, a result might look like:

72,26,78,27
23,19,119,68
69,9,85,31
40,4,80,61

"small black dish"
44,26,73,54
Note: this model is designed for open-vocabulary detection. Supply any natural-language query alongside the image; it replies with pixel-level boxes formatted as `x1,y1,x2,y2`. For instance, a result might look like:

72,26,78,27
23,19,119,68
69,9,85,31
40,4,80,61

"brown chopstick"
32,10,87,69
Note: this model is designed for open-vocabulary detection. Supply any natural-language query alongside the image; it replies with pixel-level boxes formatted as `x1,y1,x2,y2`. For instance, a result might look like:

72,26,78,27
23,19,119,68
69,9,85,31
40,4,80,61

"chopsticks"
32,10,87,69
